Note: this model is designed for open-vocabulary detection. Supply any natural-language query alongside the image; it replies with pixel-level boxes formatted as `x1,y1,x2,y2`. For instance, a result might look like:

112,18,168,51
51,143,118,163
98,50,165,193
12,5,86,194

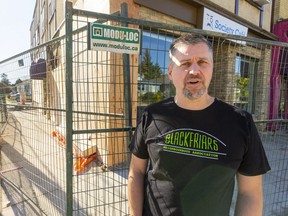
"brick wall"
110,0,140,19
211,40,270,124
139,6,193,28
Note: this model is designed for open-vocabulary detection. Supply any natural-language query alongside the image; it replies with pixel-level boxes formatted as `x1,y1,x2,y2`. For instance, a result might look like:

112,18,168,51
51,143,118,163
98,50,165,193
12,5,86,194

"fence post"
0,91,7,125
120,3,133,143
65,1,73,215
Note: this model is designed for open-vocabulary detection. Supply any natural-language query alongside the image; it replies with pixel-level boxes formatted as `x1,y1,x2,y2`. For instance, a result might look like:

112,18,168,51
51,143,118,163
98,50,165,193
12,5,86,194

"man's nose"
189,70,200,75
188,64,200,75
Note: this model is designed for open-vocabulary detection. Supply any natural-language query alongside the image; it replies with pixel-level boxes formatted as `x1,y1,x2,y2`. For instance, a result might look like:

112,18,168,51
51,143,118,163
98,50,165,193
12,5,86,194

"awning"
30,58,47,80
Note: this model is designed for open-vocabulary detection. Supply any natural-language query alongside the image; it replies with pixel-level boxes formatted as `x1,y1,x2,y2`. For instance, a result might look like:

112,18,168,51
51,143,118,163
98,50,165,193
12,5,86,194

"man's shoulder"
215,98,252,119
145,97,175,111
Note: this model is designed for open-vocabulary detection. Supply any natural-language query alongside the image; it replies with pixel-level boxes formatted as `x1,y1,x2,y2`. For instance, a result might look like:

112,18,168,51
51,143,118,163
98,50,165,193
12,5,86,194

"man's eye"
199,60,208,65
181,62,191,67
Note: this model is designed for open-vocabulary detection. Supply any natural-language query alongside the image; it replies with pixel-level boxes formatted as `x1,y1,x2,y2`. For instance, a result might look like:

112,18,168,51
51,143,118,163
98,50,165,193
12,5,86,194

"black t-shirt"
129,97,271,216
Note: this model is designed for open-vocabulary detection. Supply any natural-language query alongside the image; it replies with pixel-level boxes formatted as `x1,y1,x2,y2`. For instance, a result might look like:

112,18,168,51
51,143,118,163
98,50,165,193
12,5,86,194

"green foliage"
0,73,12,94
1,73,10,86
139,91,164,104
140,49,163,80
138,49,166,104
236,76,249,101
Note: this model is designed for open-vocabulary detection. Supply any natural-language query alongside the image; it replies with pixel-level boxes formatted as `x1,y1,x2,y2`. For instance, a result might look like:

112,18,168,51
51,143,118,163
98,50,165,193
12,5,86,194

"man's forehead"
169,43,213,66
172,43,211,59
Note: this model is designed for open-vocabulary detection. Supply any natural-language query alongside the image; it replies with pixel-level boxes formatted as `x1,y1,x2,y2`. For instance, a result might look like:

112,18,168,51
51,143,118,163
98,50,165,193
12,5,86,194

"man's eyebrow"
179,59,191,63
179,57,209,62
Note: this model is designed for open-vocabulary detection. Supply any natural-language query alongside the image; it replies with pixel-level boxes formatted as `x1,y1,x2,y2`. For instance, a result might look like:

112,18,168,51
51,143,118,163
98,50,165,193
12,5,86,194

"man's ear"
168,65,173,80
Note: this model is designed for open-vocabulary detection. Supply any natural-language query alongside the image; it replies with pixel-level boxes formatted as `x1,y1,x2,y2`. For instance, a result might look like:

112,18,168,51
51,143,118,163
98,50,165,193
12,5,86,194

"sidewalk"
1,184,14,215
0,109,129,215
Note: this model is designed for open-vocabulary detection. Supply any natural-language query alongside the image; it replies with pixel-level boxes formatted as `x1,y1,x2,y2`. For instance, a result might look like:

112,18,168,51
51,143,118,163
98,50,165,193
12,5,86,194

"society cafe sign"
202,8,248,37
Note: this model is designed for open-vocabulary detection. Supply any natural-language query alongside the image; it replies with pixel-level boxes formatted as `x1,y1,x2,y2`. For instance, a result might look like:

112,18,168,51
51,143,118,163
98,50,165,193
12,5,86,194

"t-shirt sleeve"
128,111,150,159
238,113,271,176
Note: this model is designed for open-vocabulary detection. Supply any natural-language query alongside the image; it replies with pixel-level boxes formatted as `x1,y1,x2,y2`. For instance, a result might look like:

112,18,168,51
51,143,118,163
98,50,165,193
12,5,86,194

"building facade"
29,0,283,164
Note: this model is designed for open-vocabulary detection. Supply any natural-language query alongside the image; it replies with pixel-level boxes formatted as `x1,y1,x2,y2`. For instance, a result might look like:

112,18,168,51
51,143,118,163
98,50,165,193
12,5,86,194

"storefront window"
138,32,174,103
141,31,173,69
234,55,258,113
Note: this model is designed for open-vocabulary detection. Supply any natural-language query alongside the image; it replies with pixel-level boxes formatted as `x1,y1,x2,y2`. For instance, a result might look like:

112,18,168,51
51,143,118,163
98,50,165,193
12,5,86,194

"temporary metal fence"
0,1,287,215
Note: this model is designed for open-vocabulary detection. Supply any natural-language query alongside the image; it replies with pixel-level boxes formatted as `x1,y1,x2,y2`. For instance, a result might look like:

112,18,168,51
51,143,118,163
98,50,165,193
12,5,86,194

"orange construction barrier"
52,130,66,147
73,154,97,174
52,130,105,174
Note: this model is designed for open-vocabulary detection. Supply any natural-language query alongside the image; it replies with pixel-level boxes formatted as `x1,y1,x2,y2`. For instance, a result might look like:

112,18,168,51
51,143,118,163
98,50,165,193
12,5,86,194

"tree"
140,49,163,80
0,73,12,94
1,73,11,86
15,78,23,85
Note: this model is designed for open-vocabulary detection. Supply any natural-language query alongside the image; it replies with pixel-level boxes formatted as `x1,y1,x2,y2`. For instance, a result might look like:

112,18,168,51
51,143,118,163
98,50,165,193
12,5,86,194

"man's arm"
128,154,148,216
234,173,263,216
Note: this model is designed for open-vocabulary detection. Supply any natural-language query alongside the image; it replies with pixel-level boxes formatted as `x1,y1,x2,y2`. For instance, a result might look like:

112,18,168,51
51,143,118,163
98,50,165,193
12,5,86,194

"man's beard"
182,85,206,100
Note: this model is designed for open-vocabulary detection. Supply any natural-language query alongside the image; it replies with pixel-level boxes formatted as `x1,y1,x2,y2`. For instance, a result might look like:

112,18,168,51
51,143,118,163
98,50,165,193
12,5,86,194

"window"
141,31,173,70
41,3,46,37
234,54,258,113
138,31,175,103
36,25,40,45
48,0,56,22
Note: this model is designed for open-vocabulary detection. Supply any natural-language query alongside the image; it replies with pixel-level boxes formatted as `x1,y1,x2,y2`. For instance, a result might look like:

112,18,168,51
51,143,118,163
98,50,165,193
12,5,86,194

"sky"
0,0,36,61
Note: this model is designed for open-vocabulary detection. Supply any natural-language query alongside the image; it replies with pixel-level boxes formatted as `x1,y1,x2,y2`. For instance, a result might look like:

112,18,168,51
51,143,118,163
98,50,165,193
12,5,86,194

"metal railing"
0,1,287,215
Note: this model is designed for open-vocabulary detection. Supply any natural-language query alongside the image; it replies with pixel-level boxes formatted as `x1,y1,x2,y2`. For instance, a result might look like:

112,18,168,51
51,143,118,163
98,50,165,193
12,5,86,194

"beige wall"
279,0,288,18
210,0,235,11
239,0,260,26
238,0,271,32
262,3,272,31
274,0,288,22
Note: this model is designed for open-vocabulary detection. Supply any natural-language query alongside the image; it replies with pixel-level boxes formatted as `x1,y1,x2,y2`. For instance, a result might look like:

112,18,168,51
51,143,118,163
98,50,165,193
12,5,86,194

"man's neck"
174,94,215,111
